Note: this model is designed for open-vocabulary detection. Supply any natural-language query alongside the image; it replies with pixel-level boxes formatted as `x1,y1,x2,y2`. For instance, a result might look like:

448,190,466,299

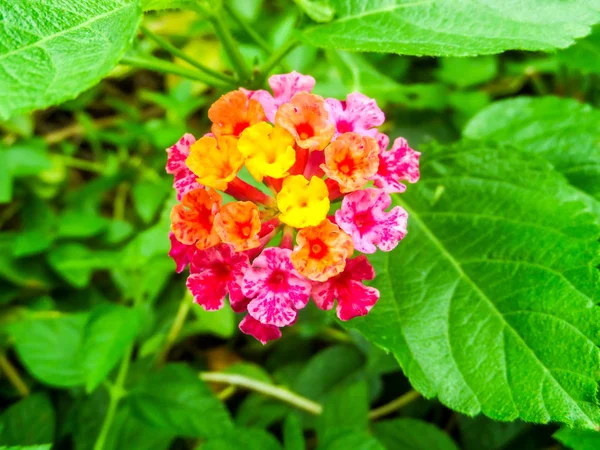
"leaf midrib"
394,194,598,426
0,2,133,61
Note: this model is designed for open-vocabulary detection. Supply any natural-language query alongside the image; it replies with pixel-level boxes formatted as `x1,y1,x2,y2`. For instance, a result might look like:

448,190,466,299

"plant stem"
53,154,106,173
368,390,421,420
255,38,300,87
0,354,30,397
200,372,323,415
140,25,237,85
223,3,271,53
205,8,252,83
120,55,231,88
156,294,192,366
93,345,133,450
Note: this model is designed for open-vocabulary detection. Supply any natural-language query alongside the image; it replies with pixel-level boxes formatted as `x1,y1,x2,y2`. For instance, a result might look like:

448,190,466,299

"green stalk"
92,345,133,450
204,8,252,83
120,55,230,88
368,390,421,420
156,293,192,366
223,3,271,53
254,38,300,88
140,25,237,85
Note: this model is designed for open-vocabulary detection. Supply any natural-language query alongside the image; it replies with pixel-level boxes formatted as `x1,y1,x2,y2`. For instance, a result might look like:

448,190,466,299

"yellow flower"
186,135,244,190
238,122,296,182
277,175,330,228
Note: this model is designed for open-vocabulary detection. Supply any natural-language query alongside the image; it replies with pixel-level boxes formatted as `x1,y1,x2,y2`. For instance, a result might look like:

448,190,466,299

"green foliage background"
1,0,600,449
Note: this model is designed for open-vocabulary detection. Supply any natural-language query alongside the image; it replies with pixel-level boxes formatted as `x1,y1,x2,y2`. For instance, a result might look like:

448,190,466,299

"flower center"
296,122,314,140
268,269,287,288
233,121,250,136
353,210,374,231
309,239,329,259
336,120,353,134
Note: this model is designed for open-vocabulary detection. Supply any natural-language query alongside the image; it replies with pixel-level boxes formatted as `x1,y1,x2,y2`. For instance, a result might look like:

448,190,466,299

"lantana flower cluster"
166,72,420,344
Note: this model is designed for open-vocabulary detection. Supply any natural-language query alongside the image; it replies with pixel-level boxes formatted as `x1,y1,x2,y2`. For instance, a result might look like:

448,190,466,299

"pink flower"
242,247,312,327
186,244,249,311
239,315,282,345
312,256,380,321
244,71,316,122
335,188,408,254
166,133,202,200
168,232,196,273
371,137,420,194
325,92,384,139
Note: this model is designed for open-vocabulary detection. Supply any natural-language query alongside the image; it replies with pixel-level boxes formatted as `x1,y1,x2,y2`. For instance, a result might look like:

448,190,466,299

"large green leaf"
554,427,600,450
372,419,459,450
558,26,600,74
0,0,141,119
348,142,600,428
202,428,283,450
129,364,233,438
0,393,54,446
301,0,600,56
463,97,600,212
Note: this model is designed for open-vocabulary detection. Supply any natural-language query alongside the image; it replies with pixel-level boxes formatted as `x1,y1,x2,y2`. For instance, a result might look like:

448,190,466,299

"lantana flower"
166,72,420,344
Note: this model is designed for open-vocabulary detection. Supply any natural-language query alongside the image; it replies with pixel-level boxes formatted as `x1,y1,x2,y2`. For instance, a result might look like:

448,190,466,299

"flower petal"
186,270,228,311
239,315,282,344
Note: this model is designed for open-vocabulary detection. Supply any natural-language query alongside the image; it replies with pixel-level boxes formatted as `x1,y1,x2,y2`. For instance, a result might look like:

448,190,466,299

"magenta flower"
168,232,196,273
239,315,282,345
186,244,249,311
312,256,380,321
165,133,202,200
244,71,316,122
335,188,408,254
325,92,385,139
371,137,421,193
243,247,312,327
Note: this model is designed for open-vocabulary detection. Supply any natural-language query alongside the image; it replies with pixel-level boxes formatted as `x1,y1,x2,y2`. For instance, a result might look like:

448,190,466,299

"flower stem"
140,25,237,85
204,7,253,83
226,177,275,207
120,55,231,88
93,345,133,450
53,154,106,173
200,372,323,415
0,354,29,397
156,293,192,366
255,38,300,87
368,390,421,420
223,3,271,53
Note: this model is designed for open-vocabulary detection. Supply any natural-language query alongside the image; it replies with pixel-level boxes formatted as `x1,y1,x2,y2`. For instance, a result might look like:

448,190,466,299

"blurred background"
1,1,599,449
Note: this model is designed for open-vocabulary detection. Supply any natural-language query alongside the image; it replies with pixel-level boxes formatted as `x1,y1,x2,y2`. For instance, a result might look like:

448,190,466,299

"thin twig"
120,55,231,88
200,372,323,415
368,390,421,420
140,25,237,85
156,294,192,366
0,354,30,397
224,3,271,53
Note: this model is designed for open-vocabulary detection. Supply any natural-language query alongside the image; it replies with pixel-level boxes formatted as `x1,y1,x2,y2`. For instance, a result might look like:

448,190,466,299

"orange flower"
209,90,266,138
321,132,379,193
171,188,222,249
275,92,335,151
186,135,244,190
291,219,354,282
214,201,261,251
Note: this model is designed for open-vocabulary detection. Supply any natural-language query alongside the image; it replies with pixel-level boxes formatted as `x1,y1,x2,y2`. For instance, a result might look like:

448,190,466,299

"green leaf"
458,415,527,450
283,414,305,450
435,56,498,89
293,0,335,23
314,51,449,110
554,427,600,450
558,26,600,74
347,142,600,428
0,446,52,450
57,209,108,239
47,243,120,288
131,180,170,225
463,97,600,212
301,0,600,56
186,302,235,338
317,430,385,450
10,314,88,387
0,393,55,446
141,0,195,10
293,345,365,401
80,303,141,392
4,140,52,177
0,0,142,119
202,428,283,450
129,364,233,438
372,419,459,450
317,381,369,442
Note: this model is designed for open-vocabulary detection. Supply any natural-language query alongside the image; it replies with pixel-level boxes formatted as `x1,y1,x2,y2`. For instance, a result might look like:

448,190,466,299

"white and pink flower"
371,137,420,193
325,92,385,139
